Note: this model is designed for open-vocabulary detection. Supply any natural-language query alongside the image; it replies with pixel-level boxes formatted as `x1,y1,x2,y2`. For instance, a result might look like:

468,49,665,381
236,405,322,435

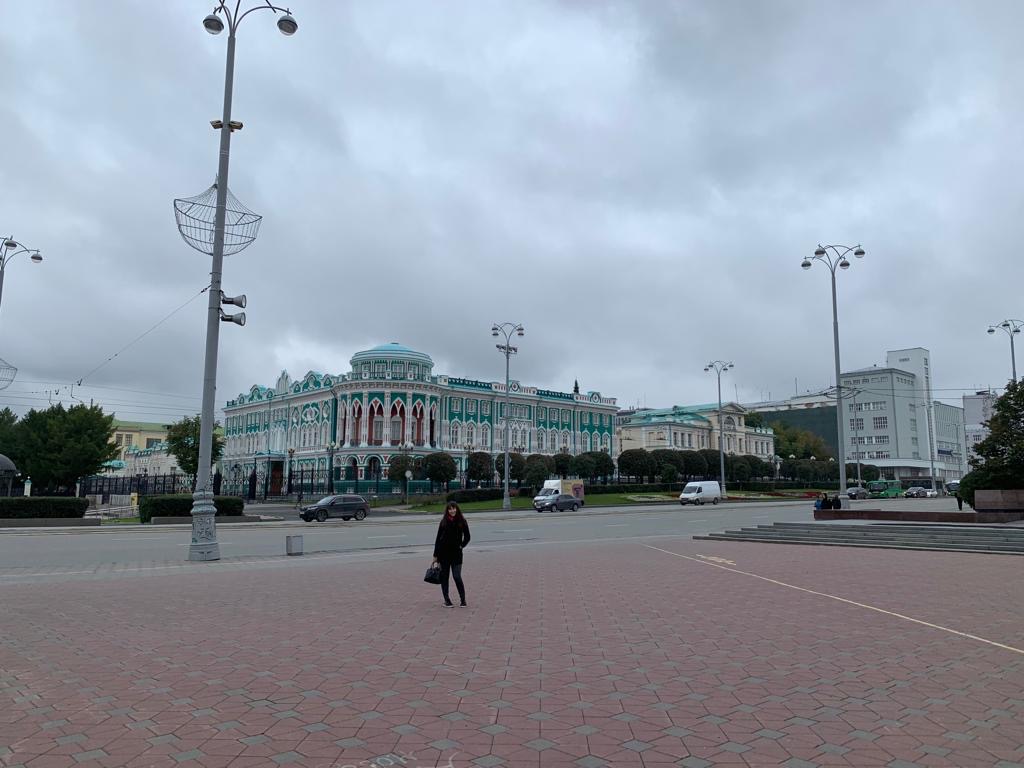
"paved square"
1,536,1022,767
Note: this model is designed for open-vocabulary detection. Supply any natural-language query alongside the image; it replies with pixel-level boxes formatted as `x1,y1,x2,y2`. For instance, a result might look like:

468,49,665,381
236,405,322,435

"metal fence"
78,473,194,503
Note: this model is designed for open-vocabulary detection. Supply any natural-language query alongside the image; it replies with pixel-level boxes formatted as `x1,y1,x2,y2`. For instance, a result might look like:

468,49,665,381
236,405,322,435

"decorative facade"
221,343,617,494
615,404,776,459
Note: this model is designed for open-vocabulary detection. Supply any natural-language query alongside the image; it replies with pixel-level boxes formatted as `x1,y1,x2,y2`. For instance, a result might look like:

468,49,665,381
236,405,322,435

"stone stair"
694,522,1024,555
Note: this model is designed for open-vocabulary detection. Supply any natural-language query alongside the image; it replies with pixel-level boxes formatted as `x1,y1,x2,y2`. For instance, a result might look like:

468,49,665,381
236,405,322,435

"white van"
679,481,722,505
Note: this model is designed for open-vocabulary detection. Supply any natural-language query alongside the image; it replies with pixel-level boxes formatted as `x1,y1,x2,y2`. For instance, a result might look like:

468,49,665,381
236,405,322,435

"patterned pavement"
1,536,1023,768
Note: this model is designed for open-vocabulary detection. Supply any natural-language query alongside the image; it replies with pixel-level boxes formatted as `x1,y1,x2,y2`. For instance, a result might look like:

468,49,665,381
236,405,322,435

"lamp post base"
502,493,511,511
188,489,221,562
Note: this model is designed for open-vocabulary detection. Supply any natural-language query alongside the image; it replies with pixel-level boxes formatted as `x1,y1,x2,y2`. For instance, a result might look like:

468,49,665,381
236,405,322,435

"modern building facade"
615,404,775,459
963,390,997,463
748,347,966,484
221,343,617,495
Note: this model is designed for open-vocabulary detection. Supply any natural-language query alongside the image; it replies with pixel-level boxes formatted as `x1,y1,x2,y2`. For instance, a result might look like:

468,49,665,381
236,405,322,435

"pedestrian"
821,492,833,510
433,501,471,607
832,493,842,511
956,491,963,511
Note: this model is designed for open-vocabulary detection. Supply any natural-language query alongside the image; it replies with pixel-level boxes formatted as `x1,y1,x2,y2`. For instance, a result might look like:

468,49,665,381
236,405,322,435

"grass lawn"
101,516,142,525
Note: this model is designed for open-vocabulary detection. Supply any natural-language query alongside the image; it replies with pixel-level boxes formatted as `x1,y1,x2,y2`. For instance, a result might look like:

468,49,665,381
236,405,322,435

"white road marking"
645,544,1024,657
367,535,407,539
493,529,532,533
689,519,708,523
606,524,629,527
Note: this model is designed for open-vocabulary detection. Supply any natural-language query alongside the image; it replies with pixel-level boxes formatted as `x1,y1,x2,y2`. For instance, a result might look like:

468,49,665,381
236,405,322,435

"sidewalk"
1,536,1021,767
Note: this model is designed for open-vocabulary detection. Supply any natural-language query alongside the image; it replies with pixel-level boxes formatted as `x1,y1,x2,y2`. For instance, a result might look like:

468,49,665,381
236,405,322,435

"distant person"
956,492,963,511
821,492,833,510
832,493,842,510
432,502,471,607
814,494,823,511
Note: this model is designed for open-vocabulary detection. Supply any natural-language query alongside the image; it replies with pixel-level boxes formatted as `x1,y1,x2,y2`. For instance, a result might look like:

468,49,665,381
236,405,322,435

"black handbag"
424,564,442,585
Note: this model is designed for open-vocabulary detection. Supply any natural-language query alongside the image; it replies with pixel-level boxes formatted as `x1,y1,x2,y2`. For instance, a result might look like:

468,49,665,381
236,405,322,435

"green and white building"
222,343,617,494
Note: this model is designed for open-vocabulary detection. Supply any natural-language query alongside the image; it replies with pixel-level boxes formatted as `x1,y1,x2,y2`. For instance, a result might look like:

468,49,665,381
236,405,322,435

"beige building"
615,404,775,459
111,420,170,459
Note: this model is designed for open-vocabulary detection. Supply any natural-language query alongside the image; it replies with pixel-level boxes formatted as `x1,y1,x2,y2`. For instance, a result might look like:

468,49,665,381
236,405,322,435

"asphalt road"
0,497,966,570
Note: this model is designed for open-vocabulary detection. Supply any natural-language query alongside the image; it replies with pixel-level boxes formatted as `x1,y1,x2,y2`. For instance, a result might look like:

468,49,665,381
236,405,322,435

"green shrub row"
139,495,245,524
0,497,89,519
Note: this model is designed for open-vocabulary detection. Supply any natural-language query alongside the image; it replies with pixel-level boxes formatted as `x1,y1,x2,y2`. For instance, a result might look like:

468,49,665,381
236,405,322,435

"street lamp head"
987,327,996,335
30,252,42,263
853,247,865,258
703,367,709,372
516,326,524,337
277,13,298,35
3,239,17,249
809,455,816,461
203,13,225,34
800,259,812,270
839,258,850,270
813,247,826,257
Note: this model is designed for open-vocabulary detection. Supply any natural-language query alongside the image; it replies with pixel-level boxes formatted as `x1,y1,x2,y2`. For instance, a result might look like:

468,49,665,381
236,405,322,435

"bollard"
286,535,304,556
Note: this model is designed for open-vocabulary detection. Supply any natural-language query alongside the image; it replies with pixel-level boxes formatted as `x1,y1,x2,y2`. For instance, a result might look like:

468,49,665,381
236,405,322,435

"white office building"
963,390,997,462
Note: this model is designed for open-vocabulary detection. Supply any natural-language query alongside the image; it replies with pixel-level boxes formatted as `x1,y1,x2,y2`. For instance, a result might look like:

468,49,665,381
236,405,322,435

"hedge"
139,495,245,524
0,497,89,519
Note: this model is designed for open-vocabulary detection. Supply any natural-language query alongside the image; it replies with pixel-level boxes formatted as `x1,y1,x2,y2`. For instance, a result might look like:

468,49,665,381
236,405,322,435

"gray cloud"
1,0,1021,425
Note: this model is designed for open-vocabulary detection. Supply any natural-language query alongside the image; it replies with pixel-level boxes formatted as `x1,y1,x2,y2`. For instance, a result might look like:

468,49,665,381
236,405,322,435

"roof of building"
350,343,433,366
112,420,169,432
0,454,17,474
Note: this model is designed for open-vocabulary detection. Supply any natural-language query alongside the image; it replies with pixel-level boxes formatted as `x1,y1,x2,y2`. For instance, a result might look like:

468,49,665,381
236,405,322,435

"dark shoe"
459,601,467,607
444,601,454,608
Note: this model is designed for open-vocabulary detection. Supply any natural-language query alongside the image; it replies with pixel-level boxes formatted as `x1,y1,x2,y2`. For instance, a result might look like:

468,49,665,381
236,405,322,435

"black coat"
434,515,471,564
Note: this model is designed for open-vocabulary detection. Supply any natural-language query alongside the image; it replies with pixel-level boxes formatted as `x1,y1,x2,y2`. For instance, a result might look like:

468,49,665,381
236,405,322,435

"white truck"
533,479,585,505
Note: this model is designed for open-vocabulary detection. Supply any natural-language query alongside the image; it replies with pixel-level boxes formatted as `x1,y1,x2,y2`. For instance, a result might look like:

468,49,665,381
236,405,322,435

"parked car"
904,487,926,498
922,488,940,498
300,494,369,522
534,493,580,512
847,486,869,500
679,481,722,505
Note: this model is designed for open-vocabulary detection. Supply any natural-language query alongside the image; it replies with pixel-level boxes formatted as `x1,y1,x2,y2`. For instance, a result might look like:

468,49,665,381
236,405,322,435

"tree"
552,451,572,478
861,464,881,482
769,421,833,460
466,451,493,485
650,449,679,475
389,454,415,482
424,452,457,488
589,450,616,480
570,452,597,480
617,448,650,482
0,407,17,454
494,452,526,484
166,414,225,487
11,404,119,493
745,411,766,429
660,463,679,483
524,454,553,490
699,449,721,479
681,450,707,480
728,455,751,482
961,380,1024,507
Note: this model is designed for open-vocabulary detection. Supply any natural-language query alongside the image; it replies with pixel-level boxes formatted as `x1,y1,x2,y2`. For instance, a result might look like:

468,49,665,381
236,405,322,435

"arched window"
725,416,736,429
466,423,475,446
390,401,405,446
537,430,546,452
412,402,425,446
429,403,438,447
352,401,363,446
481,424,490,449
584,432,592,452
562,431,570,450
602,434,610,452
450,421,461,446
368,401,384,445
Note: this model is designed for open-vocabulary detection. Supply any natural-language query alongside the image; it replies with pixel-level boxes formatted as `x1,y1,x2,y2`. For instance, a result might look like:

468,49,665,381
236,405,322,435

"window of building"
467,400,476,414
115,434,124,446
850,418,864,430
393,363,404,377
124,434,134,448
146,438,161,449
875,435,890,444
537,430,545,452
451,397,462,412
873,416,888,430
466,424,475,446
482,402,490,416
910,419,917,431
409,365,418,378
374,362,385,376
538,406,546,420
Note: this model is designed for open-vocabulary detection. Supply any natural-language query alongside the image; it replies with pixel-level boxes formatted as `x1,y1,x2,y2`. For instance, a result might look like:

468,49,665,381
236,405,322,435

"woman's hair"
443,501,466,526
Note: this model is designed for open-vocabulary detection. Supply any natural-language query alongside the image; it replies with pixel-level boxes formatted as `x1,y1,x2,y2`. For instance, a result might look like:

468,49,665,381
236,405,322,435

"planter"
973,490,1024,523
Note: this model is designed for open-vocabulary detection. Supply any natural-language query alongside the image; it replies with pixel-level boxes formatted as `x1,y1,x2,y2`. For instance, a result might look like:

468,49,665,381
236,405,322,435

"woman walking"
433,502,471,607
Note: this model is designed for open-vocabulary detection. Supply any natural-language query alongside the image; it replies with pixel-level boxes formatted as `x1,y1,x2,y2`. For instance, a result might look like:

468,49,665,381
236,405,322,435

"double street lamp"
987,319,1022,383
704,361,733,493
492,322,524,511
175,1,297,562
802,243,866,494
0,235,43,390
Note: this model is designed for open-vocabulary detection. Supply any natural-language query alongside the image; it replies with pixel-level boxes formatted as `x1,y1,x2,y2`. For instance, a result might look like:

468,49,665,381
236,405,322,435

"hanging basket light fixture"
0,358,16,391
173,180,262,256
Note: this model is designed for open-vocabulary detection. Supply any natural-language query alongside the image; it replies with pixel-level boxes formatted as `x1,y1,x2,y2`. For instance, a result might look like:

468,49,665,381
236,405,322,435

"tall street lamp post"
987,319,1022,383
704,361,733,494
0,235,43,323
174,1,297,562
802,243,866,495
492,322,524,511
326,441,337,494
262,391,274,500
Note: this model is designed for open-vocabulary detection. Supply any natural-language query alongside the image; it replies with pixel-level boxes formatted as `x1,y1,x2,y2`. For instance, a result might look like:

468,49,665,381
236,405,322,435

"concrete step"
729,526,1024,545
692,536,1019,557
711,531,1024,553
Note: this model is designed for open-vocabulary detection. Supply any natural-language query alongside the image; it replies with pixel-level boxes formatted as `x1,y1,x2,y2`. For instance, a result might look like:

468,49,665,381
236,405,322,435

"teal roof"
350,343,433,366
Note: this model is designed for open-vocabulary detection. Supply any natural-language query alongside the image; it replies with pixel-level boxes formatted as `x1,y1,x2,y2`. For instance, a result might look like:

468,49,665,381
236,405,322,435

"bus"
867,479,902,498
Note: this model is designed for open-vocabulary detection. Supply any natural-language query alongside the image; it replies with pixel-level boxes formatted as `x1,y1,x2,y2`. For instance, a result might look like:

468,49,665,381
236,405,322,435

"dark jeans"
439,561,466,604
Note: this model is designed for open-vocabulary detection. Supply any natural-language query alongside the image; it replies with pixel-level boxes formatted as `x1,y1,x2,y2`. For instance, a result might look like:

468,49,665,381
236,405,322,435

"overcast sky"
1,1,1021,424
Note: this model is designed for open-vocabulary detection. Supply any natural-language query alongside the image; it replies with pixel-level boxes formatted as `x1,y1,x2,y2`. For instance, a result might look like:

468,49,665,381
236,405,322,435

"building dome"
350,343,434,378
0,454,18,475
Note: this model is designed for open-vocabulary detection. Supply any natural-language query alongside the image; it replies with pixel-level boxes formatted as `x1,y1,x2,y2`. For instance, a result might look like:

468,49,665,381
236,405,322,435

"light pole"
0,236,42,325
492,322,524,511
987,319,1022,383
173,1,297,562
262,391,274,500
326,441,337,493
704,361,733,493
802,243,865,494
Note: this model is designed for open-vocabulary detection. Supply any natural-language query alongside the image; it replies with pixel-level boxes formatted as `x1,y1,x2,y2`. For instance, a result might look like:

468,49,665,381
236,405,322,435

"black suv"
300,494,370,522
534,493,580,513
